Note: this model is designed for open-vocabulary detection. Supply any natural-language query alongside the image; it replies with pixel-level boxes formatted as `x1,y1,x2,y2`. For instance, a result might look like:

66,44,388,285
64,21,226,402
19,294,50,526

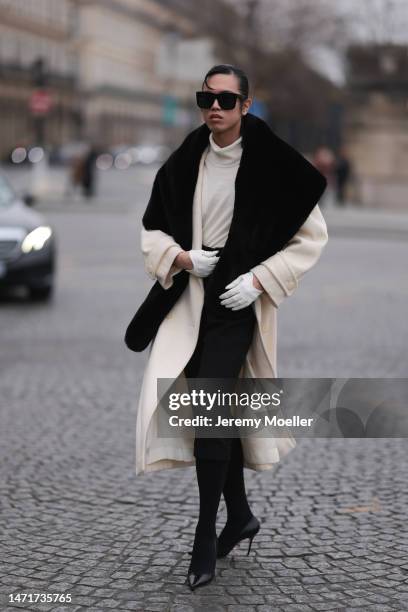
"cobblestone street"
1,168,408,611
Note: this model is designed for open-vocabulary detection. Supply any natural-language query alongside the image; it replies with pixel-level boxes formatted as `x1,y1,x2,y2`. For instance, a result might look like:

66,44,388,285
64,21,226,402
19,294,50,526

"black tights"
221,437,253,530
192,437,253,571
185,244,256,570
196,437,252,536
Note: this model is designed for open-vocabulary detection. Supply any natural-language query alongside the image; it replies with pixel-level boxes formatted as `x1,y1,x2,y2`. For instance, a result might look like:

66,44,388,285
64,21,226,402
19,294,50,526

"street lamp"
30,58,51,146
29,57,53,197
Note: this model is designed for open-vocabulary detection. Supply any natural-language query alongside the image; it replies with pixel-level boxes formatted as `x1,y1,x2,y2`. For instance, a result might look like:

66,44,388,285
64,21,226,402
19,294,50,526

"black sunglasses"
196,90,245,110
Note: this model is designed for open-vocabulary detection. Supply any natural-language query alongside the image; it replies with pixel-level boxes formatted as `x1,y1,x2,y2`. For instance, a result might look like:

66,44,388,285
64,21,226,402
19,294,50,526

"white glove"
219,272,263,310
187,249,220,278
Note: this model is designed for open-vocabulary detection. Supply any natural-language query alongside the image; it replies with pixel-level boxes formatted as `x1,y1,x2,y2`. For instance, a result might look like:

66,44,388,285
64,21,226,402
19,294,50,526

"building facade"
343,44,408,210
0,0,219,157
0,0,78,157
0,0,342,163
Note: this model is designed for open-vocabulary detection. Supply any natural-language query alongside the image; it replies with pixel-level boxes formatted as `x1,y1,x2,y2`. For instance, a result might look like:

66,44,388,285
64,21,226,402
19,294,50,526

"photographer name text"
168,415,314,429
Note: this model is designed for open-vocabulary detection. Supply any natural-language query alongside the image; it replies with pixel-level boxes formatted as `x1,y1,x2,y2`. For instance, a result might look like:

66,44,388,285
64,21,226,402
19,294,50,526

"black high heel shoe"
185,533,218,591
217,515,260,558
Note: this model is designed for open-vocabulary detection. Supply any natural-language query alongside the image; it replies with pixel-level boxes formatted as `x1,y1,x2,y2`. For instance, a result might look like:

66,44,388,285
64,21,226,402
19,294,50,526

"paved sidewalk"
323,206,408,241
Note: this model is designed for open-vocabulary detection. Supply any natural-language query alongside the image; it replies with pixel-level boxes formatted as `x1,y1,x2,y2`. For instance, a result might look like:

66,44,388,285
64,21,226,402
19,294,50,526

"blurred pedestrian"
335,147,352,206
312,147,336,209
81,145,98,199
65,154,85,200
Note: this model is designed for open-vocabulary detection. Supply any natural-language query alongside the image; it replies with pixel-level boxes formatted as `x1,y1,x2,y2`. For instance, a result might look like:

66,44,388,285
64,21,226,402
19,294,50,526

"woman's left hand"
219,272,264,310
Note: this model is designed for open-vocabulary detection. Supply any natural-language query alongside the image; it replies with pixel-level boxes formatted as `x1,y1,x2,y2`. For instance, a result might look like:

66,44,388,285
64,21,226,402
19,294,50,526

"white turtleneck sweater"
201,131,243,248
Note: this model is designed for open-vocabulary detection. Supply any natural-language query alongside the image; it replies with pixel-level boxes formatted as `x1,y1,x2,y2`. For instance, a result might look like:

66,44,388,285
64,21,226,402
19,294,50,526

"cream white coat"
135,152,328,476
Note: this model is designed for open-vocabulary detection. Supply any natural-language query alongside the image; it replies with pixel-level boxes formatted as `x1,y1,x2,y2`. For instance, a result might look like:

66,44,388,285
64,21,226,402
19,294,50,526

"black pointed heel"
186,534,217,591
217,515,260,559
246,531,256,556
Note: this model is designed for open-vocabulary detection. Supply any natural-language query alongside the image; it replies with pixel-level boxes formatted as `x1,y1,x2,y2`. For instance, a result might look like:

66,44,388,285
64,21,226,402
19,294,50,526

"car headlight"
21,226,52,254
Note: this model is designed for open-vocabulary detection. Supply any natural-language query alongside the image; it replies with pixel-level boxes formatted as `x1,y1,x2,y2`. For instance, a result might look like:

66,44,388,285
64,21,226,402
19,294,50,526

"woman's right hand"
175,249,219,277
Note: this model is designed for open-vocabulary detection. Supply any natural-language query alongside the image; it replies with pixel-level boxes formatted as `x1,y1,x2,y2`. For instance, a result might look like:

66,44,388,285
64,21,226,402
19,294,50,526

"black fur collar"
126,113,327,351
144,112,326,262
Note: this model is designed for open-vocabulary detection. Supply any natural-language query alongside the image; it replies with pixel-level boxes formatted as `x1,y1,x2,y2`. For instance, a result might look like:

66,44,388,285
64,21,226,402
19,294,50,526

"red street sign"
29,90,53,115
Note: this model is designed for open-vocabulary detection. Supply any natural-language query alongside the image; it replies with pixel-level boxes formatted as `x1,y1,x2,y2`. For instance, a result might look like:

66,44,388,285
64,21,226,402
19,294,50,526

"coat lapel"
165,125,210,250
192,152,205,250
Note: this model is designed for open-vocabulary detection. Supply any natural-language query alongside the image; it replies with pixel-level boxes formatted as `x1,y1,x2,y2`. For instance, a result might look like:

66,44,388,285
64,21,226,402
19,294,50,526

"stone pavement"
1,171,408,611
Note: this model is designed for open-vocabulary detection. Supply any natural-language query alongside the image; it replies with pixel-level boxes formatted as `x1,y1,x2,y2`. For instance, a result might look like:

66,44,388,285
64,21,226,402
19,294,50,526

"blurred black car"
0,173,56,300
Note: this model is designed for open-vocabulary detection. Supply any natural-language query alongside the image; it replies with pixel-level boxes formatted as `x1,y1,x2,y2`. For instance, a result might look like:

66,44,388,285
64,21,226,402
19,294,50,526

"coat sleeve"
250,204,328,308
140,162,186,290
141,227,184,290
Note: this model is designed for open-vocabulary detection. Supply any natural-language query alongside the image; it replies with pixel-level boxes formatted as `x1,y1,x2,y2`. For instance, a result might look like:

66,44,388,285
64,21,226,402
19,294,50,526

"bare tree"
222,0,350,53
223,0,408,54
346,0,408,44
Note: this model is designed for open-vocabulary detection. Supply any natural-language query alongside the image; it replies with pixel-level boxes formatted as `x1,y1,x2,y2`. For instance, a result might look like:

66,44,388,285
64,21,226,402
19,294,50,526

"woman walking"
125,64,328,591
